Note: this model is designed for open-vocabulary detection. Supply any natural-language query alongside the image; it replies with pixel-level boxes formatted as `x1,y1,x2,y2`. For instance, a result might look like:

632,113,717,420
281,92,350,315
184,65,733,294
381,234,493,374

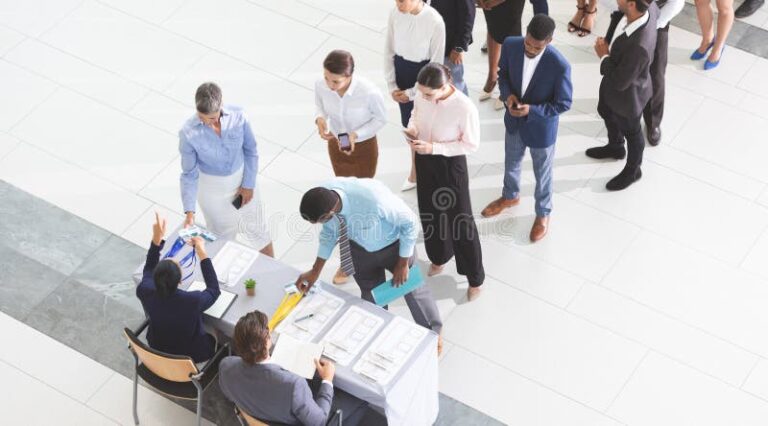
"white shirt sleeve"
657,0,684,28
314,81,326,121
384,10,398,94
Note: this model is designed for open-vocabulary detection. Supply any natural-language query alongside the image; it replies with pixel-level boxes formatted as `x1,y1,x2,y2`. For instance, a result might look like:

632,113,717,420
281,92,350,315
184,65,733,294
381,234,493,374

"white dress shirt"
522,51,544,96
314,76,387,142
601,11,650,63
657,0,684,29
384,5,446,99
407,87,480,157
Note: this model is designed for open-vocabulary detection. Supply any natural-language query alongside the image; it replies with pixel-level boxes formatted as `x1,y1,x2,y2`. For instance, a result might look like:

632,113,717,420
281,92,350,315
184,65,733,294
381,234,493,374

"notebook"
371,265,424,307
186,281,237,319
270,334,324,379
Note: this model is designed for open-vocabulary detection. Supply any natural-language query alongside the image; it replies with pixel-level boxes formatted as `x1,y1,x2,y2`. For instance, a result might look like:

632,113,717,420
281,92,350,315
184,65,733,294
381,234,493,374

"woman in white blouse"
385,0,446,191
315,50,386,179
405,63,485,302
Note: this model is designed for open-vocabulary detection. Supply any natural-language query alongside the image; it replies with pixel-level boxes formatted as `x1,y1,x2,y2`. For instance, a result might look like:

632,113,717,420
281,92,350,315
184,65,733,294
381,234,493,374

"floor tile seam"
737,220,768,268
0,357,120,424
602,348,651,414
286,32,334,80
135,154,181,195
442,341,630,425
4,84,60,134
0,32,27,61
242,0,331,28
157,0,194,26
32,0,88,42
740,357,763,389
295,1,386,34
674,3,768,60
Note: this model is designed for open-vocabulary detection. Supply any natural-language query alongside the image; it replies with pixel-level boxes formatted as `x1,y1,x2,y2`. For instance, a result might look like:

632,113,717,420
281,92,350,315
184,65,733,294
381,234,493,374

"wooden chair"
234,405,343,426
124,320,229,426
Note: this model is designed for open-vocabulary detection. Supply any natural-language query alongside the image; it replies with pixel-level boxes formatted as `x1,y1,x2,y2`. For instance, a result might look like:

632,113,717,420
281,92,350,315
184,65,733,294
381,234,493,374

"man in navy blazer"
481,15,572,242
136,213,221,363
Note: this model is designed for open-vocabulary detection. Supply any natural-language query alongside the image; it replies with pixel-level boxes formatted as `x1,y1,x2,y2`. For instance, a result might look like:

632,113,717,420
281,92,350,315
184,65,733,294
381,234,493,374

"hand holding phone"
338,133,351,151
232,194,243,209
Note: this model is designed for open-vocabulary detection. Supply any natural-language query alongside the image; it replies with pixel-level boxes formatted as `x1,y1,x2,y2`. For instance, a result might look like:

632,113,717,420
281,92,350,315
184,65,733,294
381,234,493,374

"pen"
294,313,314,323
327,340,350,352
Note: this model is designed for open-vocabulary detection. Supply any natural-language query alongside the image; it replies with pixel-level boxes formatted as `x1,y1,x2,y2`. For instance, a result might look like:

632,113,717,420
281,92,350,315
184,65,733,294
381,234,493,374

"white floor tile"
0,360,117,425
0,131,20,160
306,0,392,33
97,0,187,24
0,312,114,403
244,0,328,26
0,60,57,131
0,24,24,57
86,373,214,426
315,14,387,55
608,352,768,425
261,149,334,193
4,39,149,112
163,0,328,76
742,359,768,402
11,88,177,192
439,346,622,426
569,283,759,387
0,143,151,235
120,204,185,248
128,92,190,135
41,0,207,91
443,277,647,410
603,231,768,358
738,57,768,100
0,0,83,37
664,64,748,106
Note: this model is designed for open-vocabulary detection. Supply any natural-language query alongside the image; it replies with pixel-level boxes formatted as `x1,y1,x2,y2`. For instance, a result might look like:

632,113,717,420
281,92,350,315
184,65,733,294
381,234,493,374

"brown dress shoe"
530,216,549,242
481,197,520,218
332,268,349,285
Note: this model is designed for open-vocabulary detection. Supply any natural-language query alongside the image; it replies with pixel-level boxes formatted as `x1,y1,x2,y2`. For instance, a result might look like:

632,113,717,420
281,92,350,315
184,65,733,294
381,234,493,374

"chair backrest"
237,406,269,426
123,328,198,383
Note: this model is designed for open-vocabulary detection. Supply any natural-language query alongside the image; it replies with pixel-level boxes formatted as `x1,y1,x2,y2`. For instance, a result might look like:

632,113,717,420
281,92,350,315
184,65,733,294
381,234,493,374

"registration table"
132,234,439,426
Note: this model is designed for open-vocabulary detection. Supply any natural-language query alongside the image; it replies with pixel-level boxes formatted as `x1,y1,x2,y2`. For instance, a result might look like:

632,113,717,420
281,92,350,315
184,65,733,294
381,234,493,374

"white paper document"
353,317,428,385
211,241,258,286
319,306,384,366
276,290,345,342
270,334,324,380
186,281,237,319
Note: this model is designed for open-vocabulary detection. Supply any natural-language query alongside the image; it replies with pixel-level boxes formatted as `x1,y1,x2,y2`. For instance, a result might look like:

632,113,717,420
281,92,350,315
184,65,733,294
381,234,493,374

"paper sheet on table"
186,281,237,319
270,334,324,380
211,241,258,287
371,265,424,306
319,306,384,366
353,316,428,386
275,290,345,342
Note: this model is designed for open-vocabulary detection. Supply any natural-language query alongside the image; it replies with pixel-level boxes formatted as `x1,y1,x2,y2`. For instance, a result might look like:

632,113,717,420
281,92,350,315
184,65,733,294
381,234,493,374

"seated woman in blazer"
136,213,220,363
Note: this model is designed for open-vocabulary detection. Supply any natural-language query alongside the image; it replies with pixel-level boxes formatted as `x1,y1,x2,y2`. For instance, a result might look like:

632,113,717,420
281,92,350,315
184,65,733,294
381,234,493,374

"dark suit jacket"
498,37,573,148
136,240,220,363
431,0,475,56
219,358,333,426
599,4,659,119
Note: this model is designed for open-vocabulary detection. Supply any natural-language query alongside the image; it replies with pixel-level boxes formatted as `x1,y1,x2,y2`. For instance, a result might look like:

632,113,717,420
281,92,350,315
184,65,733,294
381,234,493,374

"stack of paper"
319,306,384,366
353,317,428,385
211,241,258,286
276,290,345,342
185,281,237,319
270,334,324,380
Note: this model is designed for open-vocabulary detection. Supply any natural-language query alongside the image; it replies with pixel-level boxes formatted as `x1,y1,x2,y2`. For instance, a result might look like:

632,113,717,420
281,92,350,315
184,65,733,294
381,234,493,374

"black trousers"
394,55,429,127
597,97,645,172
307,377,379,426
643,25,669,130
415,153,485,286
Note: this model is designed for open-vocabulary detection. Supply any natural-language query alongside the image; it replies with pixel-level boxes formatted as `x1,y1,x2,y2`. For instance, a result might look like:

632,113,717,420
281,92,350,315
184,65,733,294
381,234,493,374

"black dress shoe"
736,0,765,18
606,168,642,191
647,127,661,146
586,144,626,160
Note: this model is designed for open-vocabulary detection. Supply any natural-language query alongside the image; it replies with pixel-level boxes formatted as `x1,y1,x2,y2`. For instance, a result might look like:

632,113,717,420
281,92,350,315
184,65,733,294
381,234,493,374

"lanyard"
163,237,197,283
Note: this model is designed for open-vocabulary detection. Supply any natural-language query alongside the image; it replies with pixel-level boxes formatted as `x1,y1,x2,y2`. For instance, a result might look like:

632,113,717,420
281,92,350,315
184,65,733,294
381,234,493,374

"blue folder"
371,265,424,307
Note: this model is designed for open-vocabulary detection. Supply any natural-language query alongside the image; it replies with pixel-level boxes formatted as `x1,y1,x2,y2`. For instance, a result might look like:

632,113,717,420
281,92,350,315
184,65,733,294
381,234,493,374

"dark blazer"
219,358,333,426
599,3,659,119
431,0,475,56
498,37,573,148
137,240,220,363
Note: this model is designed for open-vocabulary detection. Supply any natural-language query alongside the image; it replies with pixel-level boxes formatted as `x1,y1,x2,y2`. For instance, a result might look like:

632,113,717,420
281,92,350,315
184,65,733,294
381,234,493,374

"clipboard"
371,265,424,307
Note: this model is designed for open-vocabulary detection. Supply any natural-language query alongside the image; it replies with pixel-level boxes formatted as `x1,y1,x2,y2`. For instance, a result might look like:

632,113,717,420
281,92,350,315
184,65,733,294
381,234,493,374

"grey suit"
219,357,333,426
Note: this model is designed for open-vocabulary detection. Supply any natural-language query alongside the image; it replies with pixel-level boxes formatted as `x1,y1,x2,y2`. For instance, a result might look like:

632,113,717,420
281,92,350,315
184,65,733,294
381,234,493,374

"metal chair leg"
194,380,203,426
132,361,140,425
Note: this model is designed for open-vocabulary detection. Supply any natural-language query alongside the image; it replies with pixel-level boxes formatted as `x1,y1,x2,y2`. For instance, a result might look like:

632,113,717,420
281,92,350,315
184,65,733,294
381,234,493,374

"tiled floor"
2,0,768,424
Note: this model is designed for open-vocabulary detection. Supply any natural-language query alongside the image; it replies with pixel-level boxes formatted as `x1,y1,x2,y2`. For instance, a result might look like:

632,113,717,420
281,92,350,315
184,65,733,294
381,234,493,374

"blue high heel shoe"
690,40,715,60
704,46,725,70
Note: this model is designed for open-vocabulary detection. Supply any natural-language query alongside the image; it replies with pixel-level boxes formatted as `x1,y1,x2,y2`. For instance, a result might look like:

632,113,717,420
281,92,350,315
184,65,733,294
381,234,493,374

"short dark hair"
233,311,270,365
527,14,556,41
416,62,453,89
153,259,181,298
195,82,222,115
633,0,650,12
300,187,338,222
323,50,355,76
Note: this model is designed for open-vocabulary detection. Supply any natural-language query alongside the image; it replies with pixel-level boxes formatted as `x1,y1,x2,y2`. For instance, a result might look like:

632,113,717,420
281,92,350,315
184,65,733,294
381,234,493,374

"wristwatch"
453,47,465,53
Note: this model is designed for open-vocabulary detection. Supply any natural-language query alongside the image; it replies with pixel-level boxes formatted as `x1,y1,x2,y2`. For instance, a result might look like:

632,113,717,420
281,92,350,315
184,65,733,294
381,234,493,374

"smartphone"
232,194,243,210
338,133,351,151
512,101,521,110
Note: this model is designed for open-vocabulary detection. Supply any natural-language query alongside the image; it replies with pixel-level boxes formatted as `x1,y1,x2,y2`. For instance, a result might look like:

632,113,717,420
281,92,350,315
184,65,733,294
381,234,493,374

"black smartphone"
338,133,351,151
512,101,521,110
232,194,243,210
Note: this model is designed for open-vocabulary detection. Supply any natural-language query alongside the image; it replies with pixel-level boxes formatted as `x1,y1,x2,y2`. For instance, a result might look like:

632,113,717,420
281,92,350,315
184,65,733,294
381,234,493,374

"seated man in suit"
136,213,220,363
481,14,572,243
219,311,373,426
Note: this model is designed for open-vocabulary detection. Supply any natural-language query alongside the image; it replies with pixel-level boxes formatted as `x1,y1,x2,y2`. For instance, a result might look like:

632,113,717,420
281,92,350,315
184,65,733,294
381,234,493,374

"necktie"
337,214,356,276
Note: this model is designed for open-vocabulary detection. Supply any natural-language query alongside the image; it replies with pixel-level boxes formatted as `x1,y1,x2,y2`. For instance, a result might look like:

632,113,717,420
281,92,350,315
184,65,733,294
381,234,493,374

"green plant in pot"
244,278,257,296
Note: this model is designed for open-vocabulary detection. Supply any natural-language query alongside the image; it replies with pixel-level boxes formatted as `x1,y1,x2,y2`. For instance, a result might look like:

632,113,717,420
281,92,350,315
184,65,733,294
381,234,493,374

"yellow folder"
268,292,304,331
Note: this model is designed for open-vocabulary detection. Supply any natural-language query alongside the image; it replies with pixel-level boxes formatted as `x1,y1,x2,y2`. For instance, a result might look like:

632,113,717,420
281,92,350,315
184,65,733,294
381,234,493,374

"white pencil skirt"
197,167,271,250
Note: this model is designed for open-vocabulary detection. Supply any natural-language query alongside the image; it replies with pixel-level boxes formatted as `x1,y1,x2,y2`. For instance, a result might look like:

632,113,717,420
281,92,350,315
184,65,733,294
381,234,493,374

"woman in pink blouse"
404,63,485,302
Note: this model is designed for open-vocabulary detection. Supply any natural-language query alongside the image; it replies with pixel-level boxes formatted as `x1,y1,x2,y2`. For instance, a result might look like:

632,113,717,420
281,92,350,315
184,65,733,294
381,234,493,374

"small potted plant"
244,278,256,296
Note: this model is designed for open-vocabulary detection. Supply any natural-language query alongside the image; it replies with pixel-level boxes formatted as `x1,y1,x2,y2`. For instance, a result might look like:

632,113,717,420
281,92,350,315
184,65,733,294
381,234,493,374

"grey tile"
24,278,146,378
736,26,768,57
70,235,146,313
0,180,112,275
671,3,768,57
436,393,507,426
0,244,68,320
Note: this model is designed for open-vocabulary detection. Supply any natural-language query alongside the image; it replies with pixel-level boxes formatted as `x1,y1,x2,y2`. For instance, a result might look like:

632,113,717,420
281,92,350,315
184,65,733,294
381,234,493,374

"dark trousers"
415,153,485,286
394,55,430,127
530,0,549,15
598,98,645,171
307,377,376,426
643,25,669,131
349,240,443,333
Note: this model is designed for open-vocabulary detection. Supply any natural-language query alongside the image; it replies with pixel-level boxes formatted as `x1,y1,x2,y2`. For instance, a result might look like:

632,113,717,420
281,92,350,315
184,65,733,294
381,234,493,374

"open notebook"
270,334,324,379
186,281,237,319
